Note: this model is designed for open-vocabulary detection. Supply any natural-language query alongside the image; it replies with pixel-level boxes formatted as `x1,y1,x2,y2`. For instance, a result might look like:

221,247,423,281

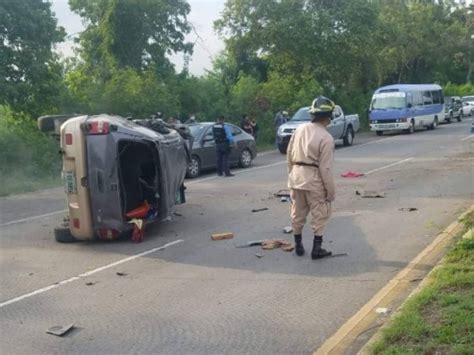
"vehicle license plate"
64,171,77,194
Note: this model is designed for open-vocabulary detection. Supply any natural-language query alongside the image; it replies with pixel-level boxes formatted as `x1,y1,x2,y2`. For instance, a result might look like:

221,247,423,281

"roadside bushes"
0,106,61,196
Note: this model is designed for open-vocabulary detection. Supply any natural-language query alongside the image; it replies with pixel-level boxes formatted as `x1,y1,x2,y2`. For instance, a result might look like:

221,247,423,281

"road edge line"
314,205,474,355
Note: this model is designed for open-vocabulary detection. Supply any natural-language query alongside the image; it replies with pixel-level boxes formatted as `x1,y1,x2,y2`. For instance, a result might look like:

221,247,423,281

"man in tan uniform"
287,96,336,259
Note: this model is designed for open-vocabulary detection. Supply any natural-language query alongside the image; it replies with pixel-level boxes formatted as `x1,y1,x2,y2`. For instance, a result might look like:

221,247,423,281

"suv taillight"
87,121,110,135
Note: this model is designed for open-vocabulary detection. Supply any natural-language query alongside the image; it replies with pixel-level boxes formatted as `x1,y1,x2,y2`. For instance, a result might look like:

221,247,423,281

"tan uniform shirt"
287,122,335,201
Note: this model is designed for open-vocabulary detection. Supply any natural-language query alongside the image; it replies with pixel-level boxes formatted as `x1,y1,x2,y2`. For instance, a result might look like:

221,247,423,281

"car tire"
458,112,463,122
376,131,383,136
278,144,287,154
54,227,78,243
186,156,201,179
239,149,252,168
343,126,354,146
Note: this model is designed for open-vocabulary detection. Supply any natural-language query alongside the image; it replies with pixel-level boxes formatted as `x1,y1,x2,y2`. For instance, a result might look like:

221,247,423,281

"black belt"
294,161,319,168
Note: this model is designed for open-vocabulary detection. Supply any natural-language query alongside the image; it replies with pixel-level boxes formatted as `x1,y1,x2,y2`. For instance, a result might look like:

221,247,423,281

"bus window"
431,90,441,104
413,91,423,106
422,91,432,105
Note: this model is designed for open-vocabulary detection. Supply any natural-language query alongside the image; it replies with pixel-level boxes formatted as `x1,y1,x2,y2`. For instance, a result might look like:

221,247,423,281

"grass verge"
371,211,474,354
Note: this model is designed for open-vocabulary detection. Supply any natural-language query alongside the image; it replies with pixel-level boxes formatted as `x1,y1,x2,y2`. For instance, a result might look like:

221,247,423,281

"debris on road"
280,196,291,202
174,212,183,217
46,323,75,337
375,307,391,315
255,253,264,258
211,232,234,241
235,240,265,248
399,207,418,212
262,239,293,250
251,208,269,213
116,272,127,276
356,190,385,198
274,189,290,198
283,226,293,234
281,244,295,252
85,282,97,286
128,219,145,243
341,171,365,178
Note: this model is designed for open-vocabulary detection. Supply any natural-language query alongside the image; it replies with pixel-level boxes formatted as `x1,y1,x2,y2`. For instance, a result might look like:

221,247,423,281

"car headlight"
277,126,285,135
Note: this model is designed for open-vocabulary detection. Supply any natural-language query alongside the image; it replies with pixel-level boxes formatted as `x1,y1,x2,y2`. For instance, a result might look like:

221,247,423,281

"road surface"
1,121,473,354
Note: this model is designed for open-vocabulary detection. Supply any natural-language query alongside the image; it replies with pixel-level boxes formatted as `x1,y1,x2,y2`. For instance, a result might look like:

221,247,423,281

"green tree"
0,0,65,116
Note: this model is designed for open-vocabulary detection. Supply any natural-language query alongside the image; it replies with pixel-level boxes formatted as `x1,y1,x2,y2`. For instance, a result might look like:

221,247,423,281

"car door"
200,127,216,169
226,124,243,164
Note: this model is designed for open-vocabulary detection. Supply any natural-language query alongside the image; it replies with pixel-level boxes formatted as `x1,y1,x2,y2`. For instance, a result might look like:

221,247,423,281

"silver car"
186,122,257,178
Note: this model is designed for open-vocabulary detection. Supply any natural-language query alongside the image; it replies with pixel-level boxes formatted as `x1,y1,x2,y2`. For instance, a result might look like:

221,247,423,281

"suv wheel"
186,156,201,178
458,111,463,122
429,117,438,130
376,131,383,136
446,112,452,124
239,149,252,168
278,144,287,154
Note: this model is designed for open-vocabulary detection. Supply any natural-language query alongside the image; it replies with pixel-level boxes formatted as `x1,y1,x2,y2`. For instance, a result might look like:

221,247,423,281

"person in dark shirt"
212,116,236,177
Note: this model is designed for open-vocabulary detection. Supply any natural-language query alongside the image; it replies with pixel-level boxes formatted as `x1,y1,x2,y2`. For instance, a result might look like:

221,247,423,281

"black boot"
311,235,332,259
294,235,305,256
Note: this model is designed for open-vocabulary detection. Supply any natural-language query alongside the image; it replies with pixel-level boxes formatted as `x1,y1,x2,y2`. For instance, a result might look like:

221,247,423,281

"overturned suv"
38,114,192,243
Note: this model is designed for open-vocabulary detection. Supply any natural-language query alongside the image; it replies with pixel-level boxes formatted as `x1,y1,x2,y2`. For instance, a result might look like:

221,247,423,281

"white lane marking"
0,209,67,228
187,160,286,185
258,150,277,157
365,157,415,175
461,135,473,141
0,239,184,308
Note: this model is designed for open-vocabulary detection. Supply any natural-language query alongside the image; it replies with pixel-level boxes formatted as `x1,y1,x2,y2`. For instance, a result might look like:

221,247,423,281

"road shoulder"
314,205,474,355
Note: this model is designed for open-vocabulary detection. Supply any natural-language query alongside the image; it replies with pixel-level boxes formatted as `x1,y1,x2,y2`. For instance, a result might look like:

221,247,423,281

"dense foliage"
1,0,472,142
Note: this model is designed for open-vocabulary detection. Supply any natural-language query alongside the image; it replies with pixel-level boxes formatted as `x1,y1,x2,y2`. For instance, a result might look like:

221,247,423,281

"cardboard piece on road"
261,239,293,250
356,190,385,198
46,323,75,337
211,232,234,241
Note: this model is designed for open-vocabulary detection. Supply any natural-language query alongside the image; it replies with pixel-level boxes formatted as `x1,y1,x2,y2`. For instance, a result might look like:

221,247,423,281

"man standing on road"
213,115,236,177
274,109,287,145
287,96,336,259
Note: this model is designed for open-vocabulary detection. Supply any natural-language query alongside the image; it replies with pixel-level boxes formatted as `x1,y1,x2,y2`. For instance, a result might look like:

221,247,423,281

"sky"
50,0,225,76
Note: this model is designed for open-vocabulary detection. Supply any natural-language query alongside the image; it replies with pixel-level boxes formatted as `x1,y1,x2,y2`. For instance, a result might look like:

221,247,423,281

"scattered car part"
211,232,234,241
46,323,75,337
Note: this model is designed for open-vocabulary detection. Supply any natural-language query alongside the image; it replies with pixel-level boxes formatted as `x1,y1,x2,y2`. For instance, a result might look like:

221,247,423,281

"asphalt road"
1,121,473,354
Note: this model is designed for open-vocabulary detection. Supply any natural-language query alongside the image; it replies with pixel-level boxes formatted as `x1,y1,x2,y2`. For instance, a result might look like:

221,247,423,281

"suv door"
327,106,345,139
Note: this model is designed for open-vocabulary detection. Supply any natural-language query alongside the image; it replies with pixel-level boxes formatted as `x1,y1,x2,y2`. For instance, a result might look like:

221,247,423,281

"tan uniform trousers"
290,188,332,236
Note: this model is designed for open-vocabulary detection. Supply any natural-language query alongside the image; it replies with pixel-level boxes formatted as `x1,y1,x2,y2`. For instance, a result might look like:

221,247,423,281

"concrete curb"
314,205,474,355
357,206,473,354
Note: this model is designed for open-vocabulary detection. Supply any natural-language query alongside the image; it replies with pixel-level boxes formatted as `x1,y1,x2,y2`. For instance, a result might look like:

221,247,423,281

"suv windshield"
371,92,406,110
290,107,311,121
462,96,474,103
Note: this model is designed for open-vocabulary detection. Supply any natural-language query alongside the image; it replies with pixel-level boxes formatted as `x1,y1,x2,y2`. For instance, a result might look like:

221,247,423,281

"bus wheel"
376,131,383,136
429,117,438,130
405,120,415,134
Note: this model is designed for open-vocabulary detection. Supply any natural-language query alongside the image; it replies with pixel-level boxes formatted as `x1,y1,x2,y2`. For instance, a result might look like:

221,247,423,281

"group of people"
240,114,259,140
212,96,336,260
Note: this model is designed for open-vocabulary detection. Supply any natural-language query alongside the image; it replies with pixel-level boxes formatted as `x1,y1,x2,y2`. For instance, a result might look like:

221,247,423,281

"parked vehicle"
39,114,191,243
369,84,444,135
276,105,360,154
443,96,463,123
186,122,257,178
461,96,474,117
